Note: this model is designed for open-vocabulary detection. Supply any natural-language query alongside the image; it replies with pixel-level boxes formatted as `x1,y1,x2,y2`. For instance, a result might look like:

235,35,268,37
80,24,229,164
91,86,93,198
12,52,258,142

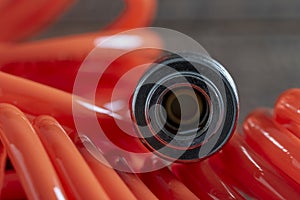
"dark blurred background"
36,0,300,122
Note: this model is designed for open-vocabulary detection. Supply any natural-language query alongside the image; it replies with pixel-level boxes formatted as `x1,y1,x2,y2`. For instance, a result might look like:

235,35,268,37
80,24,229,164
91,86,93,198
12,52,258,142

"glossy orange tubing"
243,109,300,186
275,88,300,138
0,71,74,128
0,71,150,153
139,166,199,200
172,160,244,199
117,171,159,200
74,136,137,200
0,0,160,94
33,115,110,200
210,133,300,199
0,0,156,42
0,104,67,200
0,31,160,93
0,29,160,65
0,0,74,42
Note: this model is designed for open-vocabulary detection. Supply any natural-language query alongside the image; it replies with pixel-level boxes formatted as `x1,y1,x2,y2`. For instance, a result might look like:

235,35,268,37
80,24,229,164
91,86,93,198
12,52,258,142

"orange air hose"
0,104,67,200
0,0,75,42
75,138,138,200
0,0,300,199
33,116,110,200
243,109,300,186
0,0,156,42
275,89,300,138
117,171,159,200
139,167,199,200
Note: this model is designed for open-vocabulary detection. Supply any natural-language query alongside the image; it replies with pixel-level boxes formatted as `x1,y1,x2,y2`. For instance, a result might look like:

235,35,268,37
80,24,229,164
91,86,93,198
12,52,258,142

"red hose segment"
75,137,138,200
117,172,159,200
275,88,300,138
139,167,199,200
243,109,300,186
0,104,67,200
0,71,151,153
0,0,300,198
210,133,300,199
0,0,74,42
0,71,74,128
33,116,110,200
172,160,244,199
0,30,161,93
0,0,156,42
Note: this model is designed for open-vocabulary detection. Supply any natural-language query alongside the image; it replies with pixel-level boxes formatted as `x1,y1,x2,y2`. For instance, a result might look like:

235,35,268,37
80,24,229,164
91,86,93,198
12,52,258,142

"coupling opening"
131,53,239,162
158,86,211,136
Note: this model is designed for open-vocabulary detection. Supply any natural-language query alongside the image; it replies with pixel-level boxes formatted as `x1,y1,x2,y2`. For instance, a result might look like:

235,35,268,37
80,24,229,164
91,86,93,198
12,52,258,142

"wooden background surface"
36,0,300,121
